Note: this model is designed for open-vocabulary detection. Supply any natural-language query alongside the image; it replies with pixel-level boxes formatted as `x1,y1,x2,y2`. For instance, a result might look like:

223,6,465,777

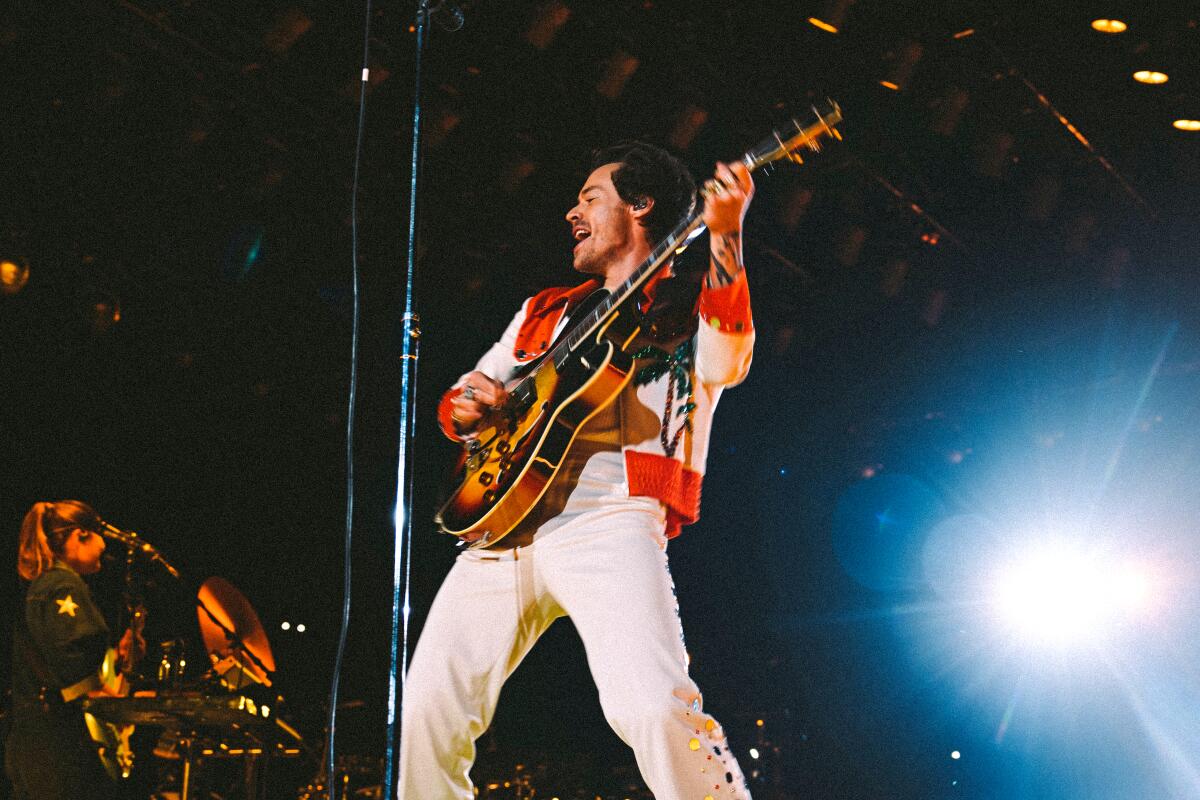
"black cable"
327,0,373,792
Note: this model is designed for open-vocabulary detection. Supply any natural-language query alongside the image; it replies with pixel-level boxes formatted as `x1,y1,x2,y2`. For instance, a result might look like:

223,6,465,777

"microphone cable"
327,0,373,789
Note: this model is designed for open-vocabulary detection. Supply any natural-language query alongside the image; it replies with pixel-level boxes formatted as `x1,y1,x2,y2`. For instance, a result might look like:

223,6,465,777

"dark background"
3,1,1199,798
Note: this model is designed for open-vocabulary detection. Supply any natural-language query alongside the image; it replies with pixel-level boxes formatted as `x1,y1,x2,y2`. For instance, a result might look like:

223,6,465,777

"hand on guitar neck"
116,627,147,675
450,371,509,436
701,161,754,290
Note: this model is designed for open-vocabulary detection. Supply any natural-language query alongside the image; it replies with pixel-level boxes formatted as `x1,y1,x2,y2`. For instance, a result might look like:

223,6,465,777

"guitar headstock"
743,99,843,171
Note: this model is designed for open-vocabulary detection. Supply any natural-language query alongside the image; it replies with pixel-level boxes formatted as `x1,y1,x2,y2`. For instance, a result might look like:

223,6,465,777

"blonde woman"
5,500,139,800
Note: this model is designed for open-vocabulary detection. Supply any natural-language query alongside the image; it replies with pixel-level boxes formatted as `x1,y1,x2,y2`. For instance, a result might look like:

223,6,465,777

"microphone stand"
194,596,275,687
383,2,461,796
96,522,182,580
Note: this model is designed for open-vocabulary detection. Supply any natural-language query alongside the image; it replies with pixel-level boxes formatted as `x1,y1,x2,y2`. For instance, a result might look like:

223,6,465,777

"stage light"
1133,70,1168,85
951,750,961,760
807,17,838,34
990,542,1151,646
749,747,760,759
879,80,900,91
0,257,31,295
1091,19,1127,34
1173,119,1200,131
296,623,306,633
281,621,291,630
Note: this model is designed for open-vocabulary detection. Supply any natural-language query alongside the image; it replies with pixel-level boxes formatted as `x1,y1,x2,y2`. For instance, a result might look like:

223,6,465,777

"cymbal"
196,576,276,687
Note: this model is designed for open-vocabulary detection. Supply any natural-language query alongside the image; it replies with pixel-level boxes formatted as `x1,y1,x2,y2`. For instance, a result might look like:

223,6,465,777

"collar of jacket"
515,272,671,361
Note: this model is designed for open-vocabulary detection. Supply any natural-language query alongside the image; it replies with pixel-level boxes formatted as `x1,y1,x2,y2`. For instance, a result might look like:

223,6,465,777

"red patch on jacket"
513,281,600,362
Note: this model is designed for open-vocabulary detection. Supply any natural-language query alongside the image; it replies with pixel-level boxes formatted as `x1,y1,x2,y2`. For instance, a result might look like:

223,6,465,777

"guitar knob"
497,440,510,454
483,490,497,505
478,472,493,486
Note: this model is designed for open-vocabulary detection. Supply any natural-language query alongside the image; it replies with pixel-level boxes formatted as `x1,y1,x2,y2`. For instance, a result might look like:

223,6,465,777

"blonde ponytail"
17,499,100,581
17,501,56,581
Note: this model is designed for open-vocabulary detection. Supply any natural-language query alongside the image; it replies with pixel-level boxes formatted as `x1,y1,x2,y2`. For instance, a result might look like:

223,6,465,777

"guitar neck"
120,605,146,676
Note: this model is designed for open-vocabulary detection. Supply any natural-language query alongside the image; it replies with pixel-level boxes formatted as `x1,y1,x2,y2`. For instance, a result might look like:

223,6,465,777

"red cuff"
698,270,753,333
437,387,467,442
625,451,702,539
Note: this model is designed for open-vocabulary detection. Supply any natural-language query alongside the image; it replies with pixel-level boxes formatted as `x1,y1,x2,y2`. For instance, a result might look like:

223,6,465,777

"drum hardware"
296,753,383,800
83,574,305,800
196,577,276,691
157,638,188,688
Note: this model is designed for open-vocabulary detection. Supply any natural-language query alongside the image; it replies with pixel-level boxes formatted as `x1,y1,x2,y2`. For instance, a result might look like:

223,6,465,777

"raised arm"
695,161,755,386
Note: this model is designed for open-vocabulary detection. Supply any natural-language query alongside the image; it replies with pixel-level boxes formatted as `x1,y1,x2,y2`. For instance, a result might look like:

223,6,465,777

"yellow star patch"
56,594,79,617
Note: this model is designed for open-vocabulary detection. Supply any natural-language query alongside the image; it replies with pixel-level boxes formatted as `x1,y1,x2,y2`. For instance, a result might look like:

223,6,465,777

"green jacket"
12,563,111,715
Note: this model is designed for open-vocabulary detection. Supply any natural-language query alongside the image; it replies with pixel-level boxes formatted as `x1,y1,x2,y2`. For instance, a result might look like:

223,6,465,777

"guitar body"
85,711,135,780
86,604,144,780
436,314,638,547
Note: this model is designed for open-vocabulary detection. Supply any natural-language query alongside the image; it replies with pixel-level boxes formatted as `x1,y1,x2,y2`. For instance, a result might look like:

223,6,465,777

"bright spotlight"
990,543,1150,645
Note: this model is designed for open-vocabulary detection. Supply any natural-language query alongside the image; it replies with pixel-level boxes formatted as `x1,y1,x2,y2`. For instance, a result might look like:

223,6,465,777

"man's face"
565,163,645,276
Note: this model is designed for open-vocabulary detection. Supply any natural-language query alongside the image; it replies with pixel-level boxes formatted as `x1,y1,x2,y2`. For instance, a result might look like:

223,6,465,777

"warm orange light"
879,80,900,91
1173,119,1200,131
1133,70,1168,84
0,258,30,295
952,28,976,39
807,17,839,34
1091,19,1127,34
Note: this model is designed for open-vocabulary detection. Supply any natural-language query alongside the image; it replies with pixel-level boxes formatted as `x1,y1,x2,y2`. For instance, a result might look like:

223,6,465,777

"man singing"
399,141,755,799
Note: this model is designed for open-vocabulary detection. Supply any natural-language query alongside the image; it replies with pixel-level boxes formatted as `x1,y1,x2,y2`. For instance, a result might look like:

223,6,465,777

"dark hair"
591,141,696,245
18,499,101,581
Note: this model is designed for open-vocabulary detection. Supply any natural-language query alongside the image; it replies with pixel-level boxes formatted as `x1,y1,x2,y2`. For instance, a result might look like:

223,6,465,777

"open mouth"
572,227,590,252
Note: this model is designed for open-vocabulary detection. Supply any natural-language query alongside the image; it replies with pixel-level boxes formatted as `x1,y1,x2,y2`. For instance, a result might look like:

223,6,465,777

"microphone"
93,518,181,579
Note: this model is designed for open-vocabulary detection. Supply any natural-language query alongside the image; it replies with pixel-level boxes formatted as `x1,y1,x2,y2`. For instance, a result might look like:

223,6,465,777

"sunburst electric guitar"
436,101,843,548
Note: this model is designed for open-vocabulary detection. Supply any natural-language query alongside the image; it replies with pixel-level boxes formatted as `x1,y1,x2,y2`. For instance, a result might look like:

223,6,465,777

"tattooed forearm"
706,231,743,288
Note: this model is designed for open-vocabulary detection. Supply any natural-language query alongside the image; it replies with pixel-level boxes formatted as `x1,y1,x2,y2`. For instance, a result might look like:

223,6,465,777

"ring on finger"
463,385,476,400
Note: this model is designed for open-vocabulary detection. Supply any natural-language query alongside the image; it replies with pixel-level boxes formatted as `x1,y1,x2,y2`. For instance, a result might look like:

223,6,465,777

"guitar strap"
556,287,610,344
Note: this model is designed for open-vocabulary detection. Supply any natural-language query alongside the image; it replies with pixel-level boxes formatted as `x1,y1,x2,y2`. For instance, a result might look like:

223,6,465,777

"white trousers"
397,508,750,799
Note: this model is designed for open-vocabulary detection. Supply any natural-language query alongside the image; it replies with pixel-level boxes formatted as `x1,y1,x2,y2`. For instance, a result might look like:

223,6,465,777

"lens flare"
991,543,1150,645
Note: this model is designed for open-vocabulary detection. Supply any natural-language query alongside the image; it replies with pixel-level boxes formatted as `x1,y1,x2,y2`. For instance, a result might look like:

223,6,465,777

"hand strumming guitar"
449,371,508,436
